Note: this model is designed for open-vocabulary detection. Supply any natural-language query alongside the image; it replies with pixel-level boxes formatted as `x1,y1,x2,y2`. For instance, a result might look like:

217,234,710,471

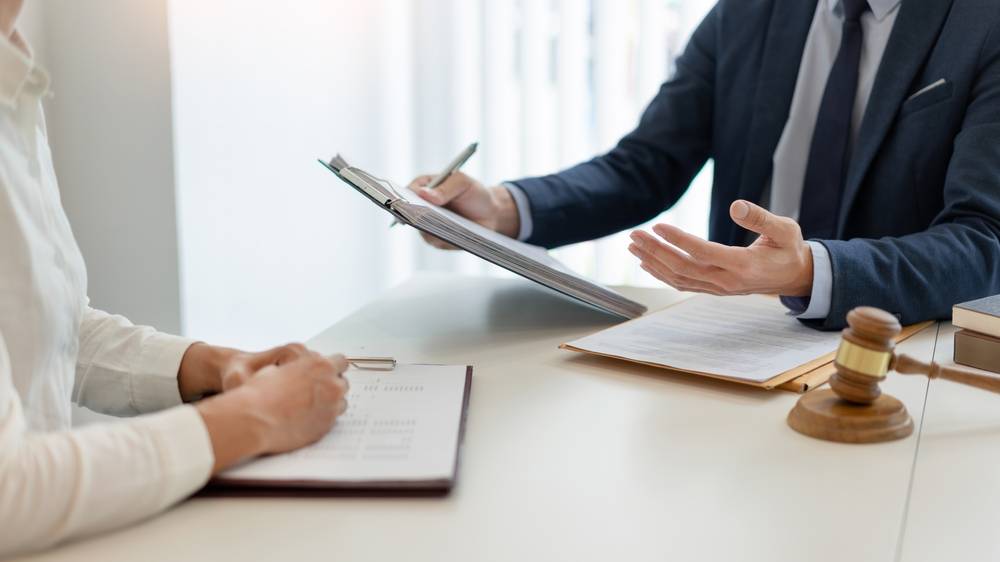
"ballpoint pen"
346,356,397,371
391,141,479,227
424,142,478,190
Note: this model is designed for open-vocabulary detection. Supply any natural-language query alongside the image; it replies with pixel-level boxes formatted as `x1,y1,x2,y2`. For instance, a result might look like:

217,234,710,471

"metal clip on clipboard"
322,155,402,207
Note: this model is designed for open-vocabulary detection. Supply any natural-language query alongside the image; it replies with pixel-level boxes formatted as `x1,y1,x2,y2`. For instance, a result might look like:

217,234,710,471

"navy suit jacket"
513,0,1000,329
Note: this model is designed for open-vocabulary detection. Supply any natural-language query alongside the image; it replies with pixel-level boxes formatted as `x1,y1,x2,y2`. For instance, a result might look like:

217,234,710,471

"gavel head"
829,307,902,405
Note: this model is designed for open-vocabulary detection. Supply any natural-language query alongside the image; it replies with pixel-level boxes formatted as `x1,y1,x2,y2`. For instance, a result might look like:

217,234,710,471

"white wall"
168,0,417,349
23,0,184,334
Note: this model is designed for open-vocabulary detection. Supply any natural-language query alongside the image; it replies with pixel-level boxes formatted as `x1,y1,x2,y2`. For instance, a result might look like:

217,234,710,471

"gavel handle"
893,353,1000,394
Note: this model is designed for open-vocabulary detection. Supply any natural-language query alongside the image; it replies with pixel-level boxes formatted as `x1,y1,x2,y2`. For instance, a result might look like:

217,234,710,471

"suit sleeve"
818,25,1000,329
73,306,199,416
0,332,214,557
511,6,718,249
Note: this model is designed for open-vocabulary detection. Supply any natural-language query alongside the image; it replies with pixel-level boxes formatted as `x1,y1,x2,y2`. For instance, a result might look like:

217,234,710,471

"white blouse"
0,32,214,556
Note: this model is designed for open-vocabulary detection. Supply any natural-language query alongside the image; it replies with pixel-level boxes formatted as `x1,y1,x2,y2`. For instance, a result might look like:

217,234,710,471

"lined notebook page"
218,364,469,484
564,295,842,383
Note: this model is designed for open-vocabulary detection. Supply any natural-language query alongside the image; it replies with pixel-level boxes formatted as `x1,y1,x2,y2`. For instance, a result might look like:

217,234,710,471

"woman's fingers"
255,343,309,367
221,343,314,390
324,353,350,376
335,398,349,416
220,367,251,391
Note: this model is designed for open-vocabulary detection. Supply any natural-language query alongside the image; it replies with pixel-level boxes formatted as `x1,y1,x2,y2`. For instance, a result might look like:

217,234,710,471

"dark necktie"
798,0,870,240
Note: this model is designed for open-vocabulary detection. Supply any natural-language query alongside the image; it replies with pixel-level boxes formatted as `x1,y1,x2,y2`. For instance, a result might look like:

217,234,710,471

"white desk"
18,275,939,562
898,323,1000,561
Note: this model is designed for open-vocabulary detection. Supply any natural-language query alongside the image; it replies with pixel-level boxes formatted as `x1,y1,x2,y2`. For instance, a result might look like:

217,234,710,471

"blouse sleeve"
0,331,214,557
74,306,199,416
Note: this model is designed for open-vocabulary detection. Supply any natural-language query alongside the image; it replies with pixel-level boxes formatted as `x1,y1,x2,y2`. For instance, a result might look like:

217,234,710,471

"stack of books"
953,295,1000,374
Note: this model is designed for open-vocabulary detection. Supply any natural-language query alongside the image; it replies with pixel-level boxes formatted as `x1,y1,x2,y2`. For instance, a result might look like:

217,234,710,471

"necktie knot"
842,0,870,22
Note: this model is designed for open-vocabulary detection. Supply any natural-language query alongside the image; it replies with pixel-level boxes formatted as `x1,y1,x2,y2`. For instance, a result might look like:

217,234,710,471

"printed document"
564,295,842,383
217,364,469,484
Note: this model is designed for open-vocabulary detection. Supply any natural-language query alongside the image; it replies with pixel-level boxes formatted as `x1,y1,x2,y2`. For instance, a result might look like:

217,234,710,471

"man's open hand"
628,200,814,297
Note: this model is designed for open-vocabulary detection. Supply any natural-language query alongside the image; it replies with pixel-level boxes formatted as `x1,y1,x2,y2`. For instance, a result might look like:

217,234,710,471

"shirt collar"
0,30,49,109
827,0,902,22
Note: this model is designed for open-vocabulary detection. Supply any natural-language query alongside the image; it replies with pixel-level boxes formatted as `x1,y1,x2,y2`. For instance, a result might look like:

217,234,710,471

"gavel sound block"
788,307,1000,444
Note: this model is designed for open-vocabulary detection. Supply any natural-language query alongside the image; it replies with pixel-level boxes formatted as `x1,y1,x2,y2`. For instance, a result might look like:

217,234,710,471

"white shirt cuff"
785,241,833,320
132,334,199,413
503,182,534,241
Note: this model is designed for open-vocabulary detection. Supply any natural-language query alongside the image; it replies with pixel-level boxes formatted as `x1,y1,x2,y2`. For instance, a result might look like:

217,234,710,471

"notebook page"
565,295,842,382
219,364,469,483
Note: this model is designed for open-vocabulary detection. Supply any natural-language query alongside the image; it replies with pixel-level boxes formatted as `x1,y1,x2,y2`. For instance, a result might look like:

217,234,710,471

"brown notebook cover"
204,366,473,497
955,330,1000,374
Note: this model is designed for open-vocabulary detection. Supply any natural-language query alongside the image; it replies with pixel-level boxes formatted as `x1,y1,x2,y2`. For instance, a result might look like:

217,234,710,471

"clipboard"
207,362,473,496
319,155,647,320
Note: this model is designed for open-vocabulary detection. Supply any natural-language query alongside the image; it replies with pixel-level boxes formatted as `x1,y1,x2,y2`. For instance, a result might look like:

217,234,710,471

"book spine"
954,330,1000,375
953,306,1000,340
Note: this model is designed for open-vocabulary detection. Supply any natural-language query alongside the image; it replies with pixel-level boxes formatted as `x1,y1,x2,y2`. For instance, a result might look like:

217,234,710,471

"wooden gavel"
788,307,1000,444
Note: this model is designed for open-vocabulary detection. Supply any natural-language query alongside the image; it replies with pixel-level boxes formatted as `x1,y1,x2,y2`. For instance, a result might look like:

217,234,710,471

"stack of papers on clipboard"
320,155,647,320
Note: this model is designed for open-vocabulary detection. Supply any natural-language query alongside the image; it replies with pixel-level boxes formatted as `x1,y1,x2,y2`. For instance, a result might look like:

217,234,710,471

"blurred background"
20,0,715,349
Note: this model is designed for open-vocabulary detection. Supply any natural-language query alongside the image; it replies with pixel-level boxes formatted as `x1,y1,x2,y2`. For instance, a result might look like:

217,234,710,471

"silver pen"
391,142,479,228
424,142,478,190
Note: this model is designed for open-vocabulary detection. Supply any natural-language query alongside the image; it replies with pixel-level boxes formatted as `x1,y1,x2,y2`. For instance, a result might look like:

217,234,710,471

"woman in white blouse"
0,1,350,555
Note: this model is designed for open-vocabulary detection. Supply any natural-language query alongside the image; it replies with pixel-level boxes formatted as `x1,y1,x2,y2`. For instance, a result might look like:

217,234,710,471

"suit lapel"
732,0,818,245
837,0,954,234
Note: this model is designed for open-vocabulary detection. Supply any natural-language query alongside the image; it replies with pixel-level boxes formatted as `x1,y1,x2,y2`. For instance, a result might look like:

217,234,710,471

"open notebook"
211,364,472,494
320,155,646,320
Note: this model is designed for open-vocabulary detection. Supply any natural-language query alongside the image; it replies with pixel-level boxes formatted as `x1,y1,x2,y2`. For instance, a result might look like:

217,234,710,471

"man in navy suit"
409,0,1000,329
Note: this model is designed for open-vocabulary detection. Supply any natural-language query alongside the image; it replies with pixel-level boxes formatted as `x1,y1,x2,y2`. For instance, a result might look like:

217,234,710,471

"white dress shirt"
0,32,213,556
770,0,900,318
510,0,901,320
